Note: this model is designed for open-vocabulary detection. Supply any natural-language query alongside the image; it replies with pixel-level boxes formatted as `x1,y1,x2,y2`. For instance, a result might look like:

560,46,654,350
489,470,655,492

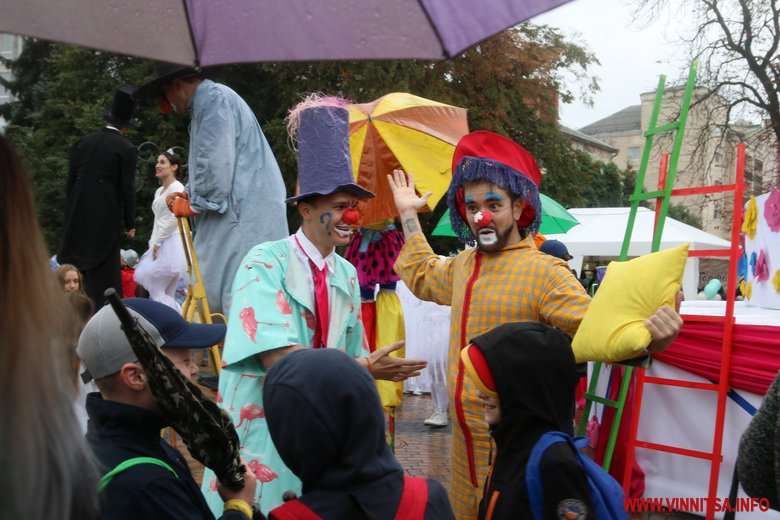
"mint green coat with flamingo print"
201,236,367,516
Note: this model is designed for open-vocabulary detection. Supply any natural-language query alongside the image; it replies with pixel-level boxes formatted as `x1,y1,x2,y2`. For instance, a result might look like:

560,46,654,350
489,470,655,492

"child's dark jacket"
471,322,595,520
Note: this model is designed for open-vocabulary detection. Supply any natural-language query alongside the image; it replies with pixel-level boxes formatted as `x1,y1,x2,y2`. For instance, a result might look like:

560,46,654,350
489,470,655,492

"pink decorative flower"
755,250,769,282
764,188,780,232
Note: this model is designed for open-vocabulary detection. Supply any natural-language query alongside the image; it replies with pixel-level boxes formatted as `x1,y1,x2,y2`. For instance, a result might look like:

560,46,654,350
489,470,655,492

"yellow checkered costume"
395,232,590,519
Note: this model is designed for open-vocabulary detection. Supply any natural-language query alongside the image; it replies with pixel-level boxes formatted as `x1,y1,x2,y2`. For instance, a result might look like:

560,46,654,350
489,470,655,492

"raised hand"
387,169,432,215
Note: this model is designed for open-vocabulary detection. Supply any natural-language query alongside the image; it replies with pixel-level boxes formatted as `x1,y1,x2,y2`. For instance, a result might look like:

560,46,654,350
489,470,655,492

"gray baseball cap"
77,298,225,382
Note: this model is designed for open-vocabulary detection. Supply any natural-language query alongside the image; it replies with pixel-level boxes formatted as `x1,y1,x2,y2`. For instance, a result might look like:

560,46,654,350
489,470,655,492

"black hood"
470,321,577,447
264,349,402,503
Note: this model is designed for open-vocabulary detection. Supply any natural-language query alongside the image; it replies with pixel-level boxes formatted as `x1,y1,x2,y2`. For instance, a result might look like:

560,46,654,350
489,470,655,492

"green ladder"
577,62,698,470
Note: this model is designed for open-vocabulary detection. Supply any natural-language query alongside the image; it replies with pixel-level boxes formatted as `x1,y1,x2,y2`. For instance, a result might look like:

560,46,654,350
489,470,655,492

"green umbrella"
432,193,580,237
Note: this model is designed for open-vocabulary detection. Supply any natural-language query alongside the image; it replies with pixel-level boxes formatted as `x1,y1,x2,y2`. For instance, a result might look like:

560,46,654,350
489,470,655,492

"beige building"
579,87,774,238
559,124,618,163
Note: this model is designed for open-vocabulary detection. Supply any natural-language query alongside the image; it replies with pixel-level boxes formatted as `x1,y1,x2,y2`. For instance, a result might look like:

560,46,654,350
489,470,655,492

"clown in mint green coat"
201,234,368,514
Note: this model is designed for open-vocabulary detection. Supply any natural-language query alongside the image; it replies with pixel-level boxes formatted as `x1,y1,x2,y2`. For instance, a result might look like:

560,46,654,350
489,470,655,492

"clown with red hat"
389,130,684,519
446,130,543,244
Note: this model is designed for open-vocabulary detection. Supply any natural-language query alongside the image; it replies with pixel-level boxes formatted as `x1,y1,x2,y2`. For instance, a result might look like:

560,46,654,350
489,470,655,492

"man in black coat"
59,84,138,307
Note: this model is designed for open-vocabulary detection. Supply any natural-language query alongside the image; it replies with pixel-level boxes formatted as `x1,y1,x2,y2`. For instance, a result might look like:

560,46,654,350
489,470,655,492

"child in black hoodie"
461,321,594,520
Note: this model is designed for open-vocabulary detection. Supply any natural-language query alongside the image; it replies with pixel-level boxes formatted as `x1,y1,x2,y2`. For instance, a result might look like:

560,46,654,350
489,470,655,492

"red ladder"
621,144,746,520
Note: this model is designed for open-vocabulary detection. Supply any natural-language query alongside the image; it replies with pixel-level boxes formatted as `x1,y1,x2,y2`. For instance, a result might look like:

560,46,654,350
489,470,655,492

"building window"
713,206,721,220
0,34,20,61
714,152,723,165
0,71,11,103
628,146,641,162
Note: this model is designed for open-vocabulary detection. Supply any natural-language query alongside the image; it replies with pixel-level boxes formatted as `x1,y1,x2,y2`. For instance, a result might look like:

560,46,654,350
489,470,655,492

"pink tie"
310,260,329,348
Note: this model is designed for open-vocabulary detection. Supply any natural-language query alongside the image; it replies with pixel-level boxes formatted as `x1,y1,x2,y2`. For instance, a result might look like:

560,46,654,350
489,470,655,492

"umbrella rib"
180,0,201,67
414,0,448,59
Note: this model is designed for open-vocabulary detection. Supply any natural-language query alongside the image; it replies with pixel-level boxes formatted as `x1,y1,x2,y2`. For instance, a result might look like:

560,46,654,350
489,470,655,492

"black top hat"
133,62,202,100
104,84,139,128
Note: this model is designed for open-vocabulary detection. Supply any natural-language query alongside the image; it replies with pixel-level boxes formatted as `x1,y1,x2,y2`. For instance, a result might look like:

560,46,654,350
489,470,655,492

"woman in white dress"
134,149,188,311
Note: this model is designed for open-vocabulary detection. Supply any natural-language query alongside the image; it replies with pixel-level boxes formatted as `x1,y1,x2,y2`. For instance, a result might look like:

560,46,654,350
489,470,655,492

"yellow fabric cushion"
572,244,689,363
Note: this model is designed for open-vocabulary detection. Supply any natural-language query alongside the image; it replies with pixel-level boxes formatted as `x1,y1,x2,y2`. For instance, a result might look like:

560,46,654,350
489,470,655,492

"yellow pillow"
572,244,689,363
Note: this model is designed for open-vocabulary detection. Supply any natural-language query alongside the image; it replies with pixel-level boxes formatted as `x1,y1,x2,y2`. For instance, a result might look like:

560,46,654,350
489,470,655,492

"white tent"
546,207,732,299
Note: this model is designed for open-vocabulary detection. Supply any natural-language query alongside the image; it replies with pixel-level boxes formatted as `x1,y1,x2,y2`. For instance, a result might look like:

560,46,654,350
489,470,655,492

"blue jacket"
85,393,246,520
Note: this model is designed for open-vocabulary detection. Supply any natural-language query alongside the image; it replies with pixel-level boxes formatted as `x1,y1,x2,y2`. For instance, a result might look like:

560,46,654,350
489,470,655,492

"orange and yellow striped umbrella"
348,92,469,226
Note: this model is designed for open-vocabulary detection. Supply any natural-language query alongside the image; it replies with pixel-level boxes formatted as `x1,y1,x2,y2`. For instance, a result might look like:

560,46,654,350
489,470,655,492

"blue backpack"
526,431,628,520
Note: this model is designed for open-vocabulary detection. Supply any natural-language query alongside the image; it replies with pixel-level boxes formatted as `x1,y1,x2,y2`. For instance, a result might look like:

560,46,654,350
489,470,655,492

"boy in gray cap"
77,298,257,519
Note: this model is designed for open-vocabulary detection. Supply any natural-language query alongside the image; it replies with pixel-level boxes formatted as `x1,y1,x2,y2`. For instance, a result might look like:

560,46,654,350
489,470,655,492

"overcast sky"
534,0,692,130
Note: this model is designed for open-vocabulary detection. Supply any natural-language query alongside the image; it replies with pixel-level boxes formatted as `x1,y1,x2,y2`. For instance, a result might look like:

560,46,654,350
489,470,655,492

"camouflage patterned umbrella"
105,289,245,490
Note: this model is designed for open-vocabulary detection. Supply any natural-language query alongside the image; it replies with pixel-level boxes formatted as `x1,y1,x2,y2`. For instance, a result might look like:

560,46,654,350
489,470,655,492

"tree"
1,24,600,256
635,0,780,183
1,43,194,252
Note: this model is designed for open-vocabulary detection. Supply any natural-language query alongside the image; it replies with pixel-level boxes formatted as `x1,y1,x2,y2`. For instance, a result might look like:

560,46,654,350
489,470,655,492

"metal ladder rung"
688,249,732,258
630,190,666,201
679,314,736,324
643,376,719,391
671,184,737,196
644,121,679,137
581,394,621,408
634,440,723,461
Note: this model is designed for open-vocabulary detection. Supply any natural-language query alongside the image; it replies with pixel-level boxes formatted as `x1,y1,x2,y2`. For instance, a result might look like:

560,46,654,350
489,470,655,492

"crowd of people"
15,62,776,520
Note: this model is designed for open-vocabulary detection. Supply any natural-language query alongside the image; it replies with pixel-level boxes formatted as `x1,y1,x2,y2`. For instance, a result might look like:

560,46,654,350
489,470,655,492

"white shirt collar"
293,228,335,273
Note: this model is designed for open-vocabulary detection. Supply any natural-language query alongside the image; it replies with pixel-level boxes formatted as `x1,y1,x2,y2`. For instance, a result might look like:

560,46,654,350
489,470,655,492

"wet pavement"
393,393,452,489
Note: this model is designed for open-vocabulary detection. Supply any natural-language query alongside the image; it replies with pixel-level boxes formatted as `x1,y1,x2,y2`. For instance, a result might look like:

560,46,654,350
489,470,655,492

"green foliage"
667,203,703,229
2,25,605,256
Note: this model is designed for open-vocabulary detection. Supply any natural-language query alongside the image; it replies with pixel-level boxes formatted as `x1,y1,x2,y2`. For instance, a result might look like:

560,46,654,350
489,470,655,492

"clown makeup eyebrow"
465,195,475,204
485,192,505,202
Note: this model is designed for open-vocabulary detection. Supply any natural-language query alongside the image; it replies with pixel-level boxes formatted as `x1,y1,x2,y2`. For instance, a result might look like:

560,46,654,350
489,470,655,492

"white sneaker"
424,409,448,427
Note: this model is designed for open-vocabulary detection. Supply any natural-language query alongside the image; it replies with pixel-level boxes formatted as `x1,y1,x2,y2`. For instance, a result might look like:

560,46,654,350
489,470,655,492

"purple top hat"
286,103,374,203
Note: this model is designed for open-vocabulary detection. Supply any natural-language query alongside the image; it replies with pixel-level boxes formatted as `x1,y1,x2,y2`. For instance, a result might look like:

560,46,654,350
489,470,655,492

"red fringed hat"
446,131,542,243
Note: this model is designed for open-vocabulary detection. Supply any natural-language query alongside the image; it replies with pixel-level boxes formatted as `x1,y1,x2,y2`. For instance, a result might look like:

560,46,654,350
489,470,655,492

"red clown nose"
341,207,360,225
474,211,493,228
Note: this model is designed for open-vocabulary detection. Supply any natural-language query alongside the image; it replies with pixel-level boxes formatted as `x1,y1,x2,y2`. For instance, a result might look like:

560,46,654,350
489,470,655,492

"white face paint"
477,229,498,247
333,225,353,238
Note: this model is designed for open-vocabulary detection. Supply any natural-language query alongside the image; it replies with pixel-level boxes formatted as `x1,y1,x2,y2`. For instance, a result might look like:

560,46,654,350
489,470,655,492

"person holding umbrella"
201,96,428,516
388,130,684,519
134,63,289,316
77,298,258,519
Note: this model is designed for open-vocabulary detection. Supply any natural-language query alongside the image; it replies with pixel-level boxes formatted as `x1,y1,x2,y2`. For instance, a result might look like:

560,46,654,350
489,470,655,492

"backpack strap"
99,456,179,492
269,499,322,520
526,431,571,520
395,475,429,519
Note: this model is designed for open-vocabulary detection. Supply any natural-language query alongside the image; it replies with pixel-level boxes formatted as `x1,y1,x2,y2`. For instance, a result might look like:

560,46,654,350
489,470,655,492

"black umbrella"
105,289,245,490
